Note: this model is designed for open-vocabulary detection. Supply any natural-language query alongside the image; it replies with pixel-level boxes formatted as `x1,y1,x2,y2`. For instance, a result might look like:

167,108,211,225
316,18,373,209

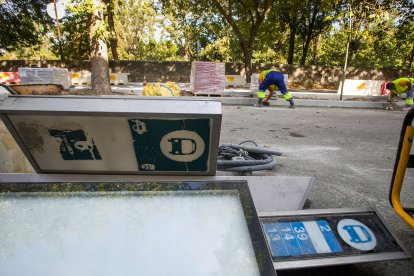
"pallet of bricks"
190,61,225,97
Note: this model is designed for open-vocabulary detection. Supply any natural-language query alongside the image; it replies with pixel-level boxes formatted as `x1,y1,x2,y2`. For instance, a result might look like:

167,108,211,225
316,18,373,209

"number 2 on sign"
319,225,331,232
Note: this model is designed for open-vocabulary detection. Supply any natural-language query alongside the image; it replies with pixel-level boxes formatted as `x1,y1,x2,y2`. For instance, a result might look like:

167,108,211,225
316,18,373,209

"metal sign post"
46,1,66,65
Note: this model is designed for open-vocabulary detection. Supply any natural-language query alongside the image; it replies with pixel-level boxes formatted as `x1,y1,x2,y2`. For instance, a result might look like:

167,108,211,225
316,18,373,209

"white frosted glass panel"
0,191,260,276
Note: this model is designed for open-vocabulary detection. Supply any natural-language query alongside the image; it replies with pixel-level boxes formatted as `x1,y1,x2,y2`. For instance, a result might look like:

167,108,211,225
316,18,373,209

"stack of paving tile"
190,62,225,95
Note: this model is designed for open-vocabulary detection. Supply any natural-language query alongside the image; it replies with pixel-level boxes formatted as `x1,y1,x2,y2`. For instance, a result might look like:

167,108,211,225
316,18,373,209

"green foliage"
113,0,179,60
254,5,288,63
1,0,413,70
394,1,414,68
198,37,235,62
318,31,347,66
68,0,96,14
68,0,109,40
321,0,414,68
159,0,222,61
0,0,53,54
137,40,180,61
1,42,57,60
58,12,91,60
272,0,341,65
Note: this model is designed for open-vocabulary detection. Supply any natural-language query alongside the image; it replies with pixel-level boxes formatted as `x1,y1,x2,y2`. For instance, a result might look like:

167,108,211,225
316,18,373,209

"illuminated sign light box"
0,180,276,276
0,96,221,175
259,208,411,270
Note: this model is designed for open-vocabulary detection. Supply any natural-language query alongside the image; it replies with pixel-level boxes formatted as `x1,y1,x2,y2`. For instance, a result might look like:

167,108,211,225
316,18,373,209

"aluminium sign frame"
0,95,222,175
259,207,411,270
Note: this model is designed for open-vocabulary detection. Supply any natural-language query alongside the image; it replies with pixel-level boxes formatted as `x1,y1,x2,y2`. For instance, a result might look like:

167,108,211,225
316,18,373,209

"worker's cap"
386,82,396,90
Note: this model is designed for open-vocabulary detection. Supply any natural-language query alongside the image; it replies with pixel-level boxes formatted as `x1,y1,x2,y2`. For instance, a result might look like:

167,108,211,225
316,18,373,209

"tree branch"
235,0,254,23
211,0,246,49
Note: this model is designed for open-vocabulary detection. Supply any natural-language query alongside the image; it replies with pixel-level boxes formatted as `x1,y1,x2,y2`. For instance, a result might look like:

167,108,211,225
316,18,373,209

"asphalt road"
219,105,414,276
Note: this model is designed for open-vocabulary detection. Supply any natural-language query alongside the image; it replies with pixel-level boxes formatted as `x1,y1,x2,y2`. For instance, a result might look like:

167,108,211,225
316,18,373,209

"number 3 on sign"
294,226,306,233
293,226,308,240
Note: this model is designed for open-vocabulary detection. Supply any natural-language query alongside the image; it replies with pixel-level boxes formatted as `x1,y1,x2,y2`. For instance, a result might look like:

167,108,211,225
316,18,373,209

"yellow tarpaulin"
142,82,181,97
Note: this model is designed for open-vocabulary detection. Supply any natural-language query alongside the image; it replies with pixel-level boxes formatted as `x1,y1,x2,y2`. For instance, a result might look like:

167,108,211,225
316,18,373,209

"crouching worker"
385,77,414,110
255,69,295,108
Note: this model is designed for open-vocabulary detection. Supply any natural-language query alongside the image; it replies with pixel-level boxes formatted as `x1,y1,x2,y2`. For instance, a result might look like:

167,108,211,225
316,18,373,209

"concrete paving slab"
64,82,399,110
210,96,404,110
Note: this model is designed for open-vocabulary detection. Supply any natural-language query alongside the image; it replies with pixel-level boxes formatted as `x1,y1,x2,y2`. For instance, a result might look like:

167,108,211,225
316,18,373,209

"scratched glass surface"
0,191,260,276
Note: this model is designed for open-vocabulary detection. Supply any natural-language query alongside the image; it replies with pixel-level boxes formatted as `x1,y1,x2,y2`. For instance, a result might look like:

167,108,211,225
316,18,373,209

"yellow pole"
391,126,414,229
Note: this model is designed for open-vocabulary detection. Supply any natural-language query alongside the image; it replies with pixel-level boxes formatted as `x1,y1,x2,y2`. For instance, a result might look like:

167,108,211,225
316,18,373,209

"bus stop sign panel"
259,208,411,270
0,96,221,175
128,118,210,172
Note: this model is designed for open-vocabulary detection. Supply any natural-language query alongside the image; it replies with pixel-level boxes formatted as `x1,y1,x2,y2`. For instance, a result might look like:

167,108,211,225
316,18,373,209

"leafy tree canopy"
0,0,53,52
1,0,413,69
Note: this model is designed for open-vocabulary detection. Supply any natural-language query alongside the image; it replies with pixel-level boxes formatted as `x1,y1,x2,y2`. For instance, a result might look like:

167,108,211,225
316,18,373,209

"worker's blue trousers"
259,71,288,94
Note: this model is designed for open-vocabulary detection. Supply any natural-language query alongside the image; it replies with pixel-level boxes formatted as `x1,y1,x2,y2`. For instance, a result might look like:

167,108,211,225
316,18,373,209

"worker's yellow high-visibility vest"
258,69,276,83
393,78,414,95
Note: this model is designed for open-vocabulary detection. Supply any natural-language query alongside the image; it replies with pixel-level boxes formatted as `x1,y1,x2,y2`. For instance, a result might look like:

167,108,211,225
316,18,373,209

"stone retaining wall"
1,60,412,88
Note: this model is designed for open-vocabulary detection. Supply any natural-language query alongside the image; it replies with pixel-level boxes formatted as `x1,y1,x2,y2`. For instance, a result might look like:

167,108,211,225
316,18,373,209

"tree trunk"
243,47,253,83
210,0,272,83
105,0,120,72
310,35,321,65
183,39,190,61
90,0,112,94
287,22,297,64
300,32,313,65
300,7,317,65
408,44,414,69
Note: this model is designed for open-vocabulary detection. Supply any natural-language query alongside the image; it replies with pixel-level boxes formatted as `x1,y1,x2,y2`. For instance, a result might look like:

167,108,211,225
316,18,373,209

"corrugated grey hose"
217,141,282,175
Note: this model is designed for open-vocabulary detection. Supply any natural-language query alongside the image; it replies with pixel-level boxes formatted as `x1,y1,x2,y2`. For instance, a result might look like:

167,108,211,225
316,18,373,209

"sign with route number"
259,208,411,269
263,220,343,257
